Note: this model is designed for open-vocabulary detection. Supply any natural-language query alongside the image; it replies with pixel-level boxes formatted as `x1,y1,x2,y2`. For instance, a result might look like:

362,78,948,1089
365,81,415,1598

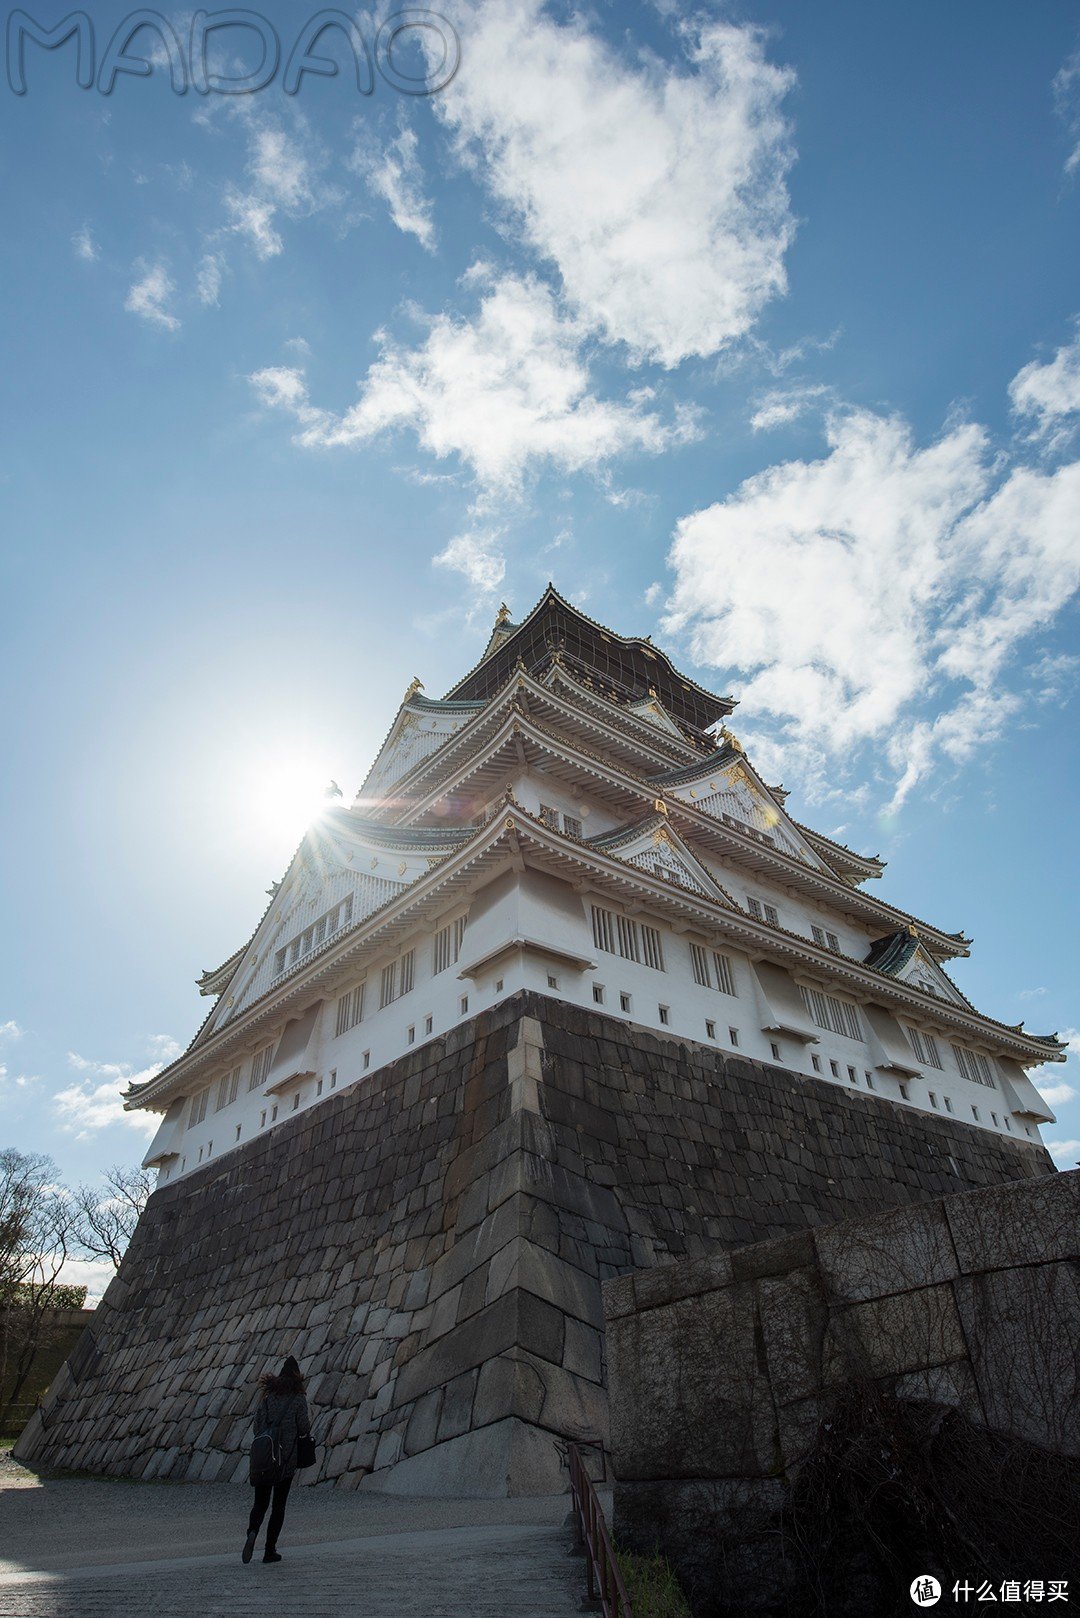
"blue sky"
3,2,1079,1263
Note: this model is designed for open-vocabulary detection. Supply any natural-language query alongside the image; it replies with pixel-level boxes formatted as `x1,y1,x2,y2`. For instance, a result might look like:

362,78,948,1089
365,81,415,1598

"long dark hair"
259,1354,305,1395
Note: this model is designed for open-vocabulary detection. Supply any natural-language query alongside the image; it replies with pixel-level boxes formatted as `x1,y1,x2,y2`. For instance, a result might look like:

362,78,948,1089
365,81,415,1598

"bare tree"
73,1165,153,1271
0,1149,76,1428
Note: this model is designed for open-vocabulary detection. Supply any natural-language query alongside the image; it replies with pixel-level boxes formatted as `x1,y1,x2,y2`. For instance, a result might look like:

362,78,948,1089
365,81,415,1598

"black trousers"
247,1476,293,1549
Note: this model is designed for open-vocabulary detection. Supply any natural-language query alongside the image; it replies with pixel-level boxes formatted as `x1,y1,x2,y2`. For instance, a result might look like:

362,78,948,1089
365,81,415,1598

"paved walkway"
0,1453,587,1618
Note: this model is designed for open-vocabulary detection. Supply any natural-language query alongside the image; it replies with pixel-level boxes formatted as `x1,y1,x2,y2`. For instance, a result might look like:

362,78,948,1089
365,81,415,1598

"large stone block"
814,1196,958,1302
945,1172,1079,1274
955,1262,1080,1454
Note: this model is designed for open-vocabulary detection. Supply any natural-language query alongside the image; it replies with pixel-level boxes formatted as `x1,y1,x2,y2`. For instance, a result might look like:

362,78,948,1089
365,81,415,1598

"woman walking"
243,1354,312,1565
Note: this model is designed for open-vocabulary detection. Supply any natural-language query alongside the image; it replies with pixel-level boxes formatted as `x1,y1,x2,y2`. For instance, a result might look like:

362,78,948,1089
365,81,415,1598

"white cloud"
72,225,98,263
662,406,1080,806
1039,1081,1077,1108
1046,1137,1080,1165
433,527,506,594
1009,322,1080,449
222,117,340,263
351,123,436,250
124,262,180,331
250,272,700,493
0,1019,23,1038
432,2,796,365
1053,48,1080,175
55,1254,116,1307
196,252,224,306
750,384,828,432
224,188,283,259
53,1049,172,1139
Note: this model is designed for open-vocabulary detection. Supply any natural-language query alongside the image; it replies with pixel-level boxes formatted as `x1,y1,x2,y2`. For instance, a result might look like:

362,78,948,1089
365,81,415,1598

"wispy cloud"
196,252,224,306
250,271,701,495
72,225,98,263
432,1,796,365
1053,45,1080,175
1046,1137,1080,1165
1009,320,1080,451
124,261,180,331
662,388,1080,808
351,122,436,250
53,1042,177,1139
0,1019,23,1039
750,384,829,432
433,527,506,595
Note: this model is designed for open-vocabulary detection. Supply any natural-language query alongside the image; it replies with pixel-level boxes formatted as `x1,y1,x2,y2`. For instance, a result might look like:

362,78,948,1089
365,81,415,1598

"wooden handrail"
566,1443,634,1618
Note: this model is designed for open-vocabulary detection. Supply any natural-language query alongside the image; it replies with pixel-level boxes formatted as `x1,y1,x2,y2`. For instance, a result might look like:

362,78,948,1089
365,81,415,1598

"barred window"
908,1026,943,1069
400,949,414,996
335,983,364,1037
214,1067,240,1112
800,986,863,1041
689,942,710,987
563,814,583,839
433,915,467,975
539,804,559,829
811,924,841,952
274,893,355,976
592,904,664,970
712,951,737,997
952,1044,996,1087
747,896,779,926
248,1044,275,1091
591,905,615,953
616,914,641,963
380,963,396,1009
187,1089,209,1129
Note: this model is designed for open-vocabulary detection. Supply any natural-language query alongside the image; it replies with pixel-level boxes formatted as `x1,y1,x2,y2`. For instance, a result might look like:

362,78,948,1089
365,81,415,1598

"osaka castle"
131,585,1060,1177
21,584,1063,1494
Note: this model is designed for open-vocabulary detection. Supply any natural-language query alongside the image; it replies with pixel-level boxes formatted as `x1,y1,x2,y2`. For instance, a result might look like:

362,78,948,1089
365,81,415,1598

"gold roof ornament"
654,798,668,816
404,676,424,701
495,602,512,626
719,725,745,754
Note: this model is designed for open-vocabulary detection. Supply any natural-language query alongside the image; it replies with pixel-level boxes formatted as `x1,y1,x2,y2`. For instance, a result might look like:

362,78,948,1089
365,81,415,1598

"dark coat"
252,1390,311,1483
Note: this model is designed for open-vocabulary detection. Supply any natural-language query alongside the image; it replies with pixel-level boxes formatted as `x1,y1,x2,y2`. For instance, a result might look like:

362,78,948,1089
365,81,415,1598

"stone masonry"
17,994,1053,1495
604,1170,1079,1611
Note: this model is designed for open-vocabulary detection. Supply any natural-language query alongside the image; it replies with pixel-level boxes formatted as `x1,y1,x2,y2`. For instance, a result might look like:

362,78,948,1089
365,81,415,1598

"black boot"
242,1530,257,1563
263,1547,282,1563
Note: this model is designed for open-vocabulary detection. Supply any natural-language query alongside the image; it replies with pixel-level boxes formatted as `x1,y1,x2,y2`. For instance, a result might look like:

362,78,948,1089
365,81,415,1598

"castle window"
847,1065,857,1084
187,1089,209,1129
424,1016,433,1036
292,1093,300,1111
259,1111,266,1129
271,1104,278,1121
899,1083,909,1100
335,983,365,1037
362,1051,370,1070
658,1004,670,1025
830,1060,839,1077
400,949,414,996
460,996,469,1015
943,1095,953,1112
705,1019,716,1039
329,1069,337,1089
539,804,559,829
800,987,863,1042
729,1027,739,1046
407,1025,415,1045
928,1092,938,1109
991,1111,999,1127
811,1053,822,1072
248,1043,275,1091
214,1067,240,1112
747,896,779,926
1004,1116,1012,1131
620,993,632,1013
712,951,737,996
689,942,710,987
591,904,664,970
273,894,354,976
563,814,583,839
547,974,559,990
865,1071,875,1090
433,915,467,975
771,1042,781,1062
317,1078,323,1096
593,984,605,1005
811,924,841,952
972,1105,980,1121
235,1124,241,1140
908,1027,943,1069
952,1044,996,1087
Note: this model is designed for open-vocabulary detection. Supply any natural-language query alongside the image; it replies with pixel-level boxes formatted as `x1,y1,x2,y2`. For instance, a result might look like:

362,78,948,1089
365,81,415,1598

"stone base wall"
17,993,1052,1495
604,1171,1079,1613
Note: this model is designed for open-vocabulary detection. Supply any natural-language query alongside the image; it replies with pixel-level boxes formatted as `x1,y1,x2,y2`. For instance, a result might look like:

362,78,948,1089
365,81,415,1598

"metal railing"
566,1442,634,1618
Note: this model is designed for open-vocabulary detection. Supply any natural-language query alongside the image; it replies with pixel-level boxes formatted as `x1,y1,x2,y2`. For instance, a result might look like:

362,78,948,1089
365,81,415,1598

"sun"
226,748,342,864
